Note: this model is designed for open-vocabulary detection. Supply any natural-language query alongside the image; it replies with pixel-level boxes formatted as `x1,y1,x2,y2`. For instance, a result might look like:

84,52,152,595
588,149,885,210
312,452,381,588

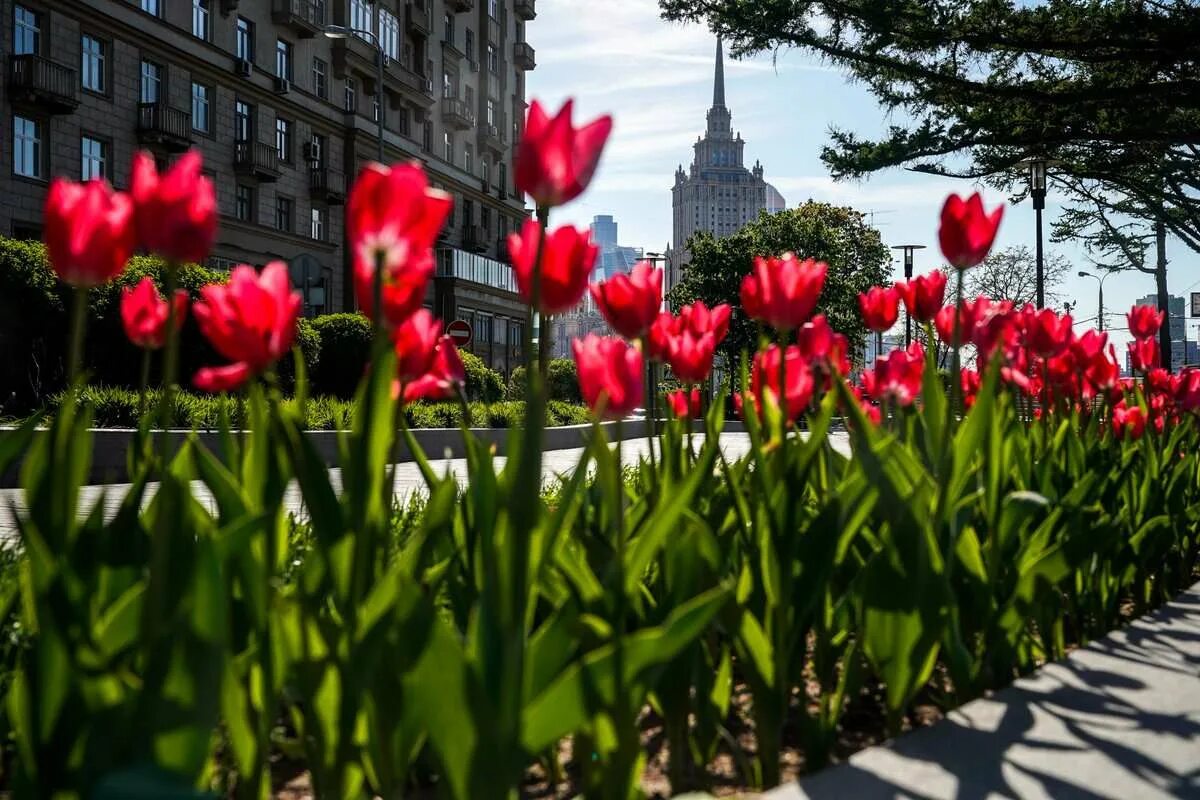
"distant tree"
962,245,1072,309
668,202,891,370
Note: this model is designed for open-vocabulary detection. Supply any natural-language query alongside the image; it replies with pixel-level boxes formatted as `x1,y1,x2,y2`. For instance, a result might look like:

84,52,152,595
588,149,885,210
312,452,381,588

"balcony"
441,38,465,66
271,0,325,38
515,0,536,20
234,141,281,182
331,34,382,94
479,114,506,156
309,166,345,204
441,97,475,131
448,0,474,11
136,103,193,152
514,41,536,71
8,54,79,114
408,3,431,35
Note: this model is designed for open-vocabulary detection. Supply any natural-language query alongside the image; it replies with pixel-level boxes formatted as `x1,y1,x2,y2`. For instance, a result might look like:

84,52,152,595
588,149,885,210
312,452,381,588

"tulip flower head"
516,99,613,209
740,253,827,332
348,162,452,329
193,262,302,392
1024,308,1073,358
858,285,900,333
1129,337,1160,373
121,276,189,350
861,344,925,407
750,344,815,422
939,192,1004,270
393,309,444,383
1112,401,1147,440
895,271,947,323
44,178,136,288
131,150,218,265
589,261,662,340
1127,304,1165,340
509,221,598,315
400,335,466,404
572,334,643,420
666,387,703,419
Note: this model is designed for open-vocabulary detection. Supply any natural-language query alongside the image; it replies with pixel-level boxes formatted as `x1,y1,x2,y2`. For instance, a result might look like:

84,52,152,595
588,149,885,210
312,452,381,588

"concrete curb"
768,581,1200,799
0,418,649,487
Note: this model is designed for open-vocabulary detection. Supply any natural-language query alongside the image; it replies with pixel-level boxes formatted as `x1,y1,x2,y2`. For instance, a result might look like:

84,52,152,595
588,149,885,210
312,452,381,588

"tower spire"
713,36,726,109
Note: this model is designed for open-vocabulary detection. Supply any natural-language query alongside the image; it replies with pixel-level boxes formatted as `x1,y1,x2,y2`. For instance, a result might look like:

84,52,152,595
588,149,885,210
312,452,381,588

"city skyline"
527,0,1198,350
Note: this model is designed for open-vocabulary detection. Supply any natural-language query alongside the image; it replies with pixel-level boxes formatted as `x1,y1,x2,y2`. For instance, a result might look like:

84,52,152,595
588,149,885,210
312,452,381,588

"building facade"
1132,294,1196,372
667,37,783,292
0,0,535,375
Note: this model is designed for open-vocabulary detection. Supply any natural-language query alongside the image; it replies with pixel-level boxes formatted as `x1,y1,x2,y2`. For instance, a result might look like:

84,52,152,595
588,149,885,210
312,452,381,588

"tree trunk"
1155,220,1172,370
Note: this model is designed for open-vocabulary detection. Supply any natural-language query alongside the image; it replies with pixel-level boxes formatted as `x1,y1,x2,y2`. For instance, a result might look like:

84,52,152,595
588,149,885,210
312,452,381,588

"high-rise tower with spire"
667,38,785,291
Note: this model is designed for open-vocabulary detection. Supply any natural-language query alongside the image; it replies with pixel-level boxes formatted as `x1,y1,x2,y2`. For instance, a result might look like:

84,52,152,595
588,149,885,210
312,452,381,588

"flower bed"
4,97,1199,800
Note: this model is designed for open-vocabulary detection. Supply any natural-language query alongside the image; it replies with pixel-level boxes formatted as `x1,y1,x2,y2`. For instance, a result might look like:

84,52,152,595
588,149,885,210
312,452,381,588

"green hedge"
33,386,590,430
506,359,582,403
310,313,373,399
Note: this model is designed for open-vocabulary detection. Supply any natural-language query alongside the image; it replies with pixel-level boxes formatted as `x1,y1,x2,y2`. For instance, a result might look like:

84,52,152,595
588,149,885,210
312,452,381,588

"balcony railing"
8,54,79,113
441,97,475,130
271,0,325,37
515,0,536,20
308,165,345,204
234,141,281,182
448,0,474,11
136,103,193,151
513,41,536,71
436,247,517,294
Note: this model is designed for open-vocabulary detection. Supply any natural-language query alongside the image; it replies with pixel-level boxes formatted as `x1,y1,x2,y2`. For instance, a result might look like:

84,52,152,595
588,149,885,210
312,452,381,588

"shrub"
506,360,583,404
310,313,373,399
506,366,528,400
461,351,505,402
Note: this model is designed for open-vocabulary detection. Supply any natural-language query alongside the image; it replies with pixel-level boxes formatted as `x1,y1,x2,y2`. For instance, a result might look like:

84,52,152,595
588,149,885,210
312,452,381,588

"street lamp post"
642,251,670,422
1078,270,1111,332
324,25,385,163
891,244,927,347
1023,158,1053,309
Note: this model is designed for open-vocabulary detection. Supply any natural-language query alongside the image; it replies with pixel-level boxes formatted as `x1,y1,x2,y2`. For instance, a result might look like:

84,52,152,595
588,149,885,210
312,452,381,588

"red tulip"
895,271,947,323
43,178,136,287
1176,368,1200,413
750,344,814,422
193,262,301,392
1024,308,1073,357
939,192,1004,270
934,297,986,345
1071,329,1108,362
509,221,598,315
121,276,188,350
349,162,452,328
393,309,443,383
676,301,731,344
646,311,676,362
1129,337,1159,373
740,254,827,331
861,344,925,407
970,299,1018,358
1112,401,1146,440
572,334,643,419
858,285,900,332
667,330,717,384
961,368,982,408
796,314,849,378
1127,304,1165,340
131,150,217,264
1084,346,1121,396
666,387,702,419
516,99,613,208
590,261,662,339
401,335,466,404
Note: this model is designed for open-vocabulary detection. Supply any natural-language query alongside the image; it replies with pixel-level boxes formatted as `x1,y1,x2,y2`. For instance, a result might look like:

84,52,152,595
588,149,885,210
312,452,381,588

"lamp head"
323,25,350,40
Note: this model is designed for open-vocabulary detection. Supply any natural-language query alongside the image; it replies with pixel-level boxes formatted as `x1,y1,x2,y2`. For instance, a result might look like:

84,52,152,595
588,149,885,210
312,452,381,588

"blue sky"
527,0,1198,348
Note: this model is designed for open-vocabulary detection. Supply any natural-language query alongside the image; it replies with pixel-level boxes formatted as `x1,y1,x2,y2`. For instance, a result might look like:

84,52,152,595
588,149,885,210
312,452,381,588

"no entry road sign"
446,319,473,348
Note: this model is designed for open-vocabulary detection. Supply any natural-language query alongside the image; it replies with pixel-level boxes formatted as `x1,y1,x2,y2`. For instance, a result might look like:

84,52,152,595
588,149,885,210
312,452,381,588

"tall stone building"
667,38,783,292
0,0,535,375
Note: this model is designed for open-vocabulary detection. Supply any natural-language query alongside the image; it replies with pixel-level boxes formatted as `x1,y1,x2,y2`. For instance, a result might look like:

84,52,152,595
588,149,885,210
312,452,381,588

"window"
486,98,495,127
372,93,381,122
465,85,474,108
480,204,489,232
422,120,432,152
13,116,42,179
464,143,473,174
275,117,292,162
81,35,106,93
487,43,498,73
191,82,211,133
475,315,491,344
235,185,255,222
308,133,325,166
14,5,40,55
379,10,399,61
311,207,326,241
192,0,210,40
488,0,499,19
235,100,252,142
350,0,373,39
313,58,328,100
140,0,161,16
481,155,490,185
140,60,162,104
236,17,254,62
443,131,452,162
81,136,106,181
442,71,453,98
499,162,507,193
276,39,292,80
443,13,454,44
465,29,475,61
344,78,357,113
275,195,293,233
398,106,410,137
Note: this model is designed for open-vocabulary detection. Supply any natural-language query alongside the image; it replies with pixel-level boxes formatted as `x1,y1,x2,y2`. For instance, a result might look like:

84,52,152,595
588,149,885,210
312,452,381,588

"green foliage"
670,203,891,369
507,359,581,402
459,350,505,402
310,313,373,399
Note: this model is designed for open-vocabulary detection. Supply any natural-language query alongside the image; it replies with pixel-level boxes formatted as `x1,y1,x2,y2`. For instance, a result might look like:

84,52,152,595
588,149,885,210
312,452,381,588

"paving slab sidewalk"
769,582,1200,800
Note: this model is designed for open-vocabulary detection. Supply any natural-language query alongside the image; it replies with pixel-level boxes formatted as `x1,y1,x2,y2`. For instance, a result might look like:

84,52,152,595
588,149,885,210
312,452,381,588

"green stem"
138,347,151,419
642,342,658,480
66,286,89,387
157,264,181,462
